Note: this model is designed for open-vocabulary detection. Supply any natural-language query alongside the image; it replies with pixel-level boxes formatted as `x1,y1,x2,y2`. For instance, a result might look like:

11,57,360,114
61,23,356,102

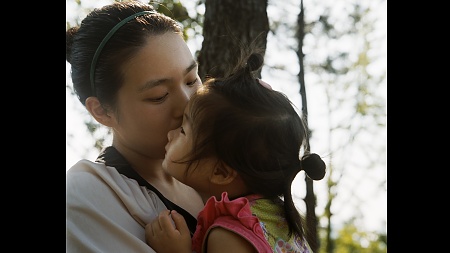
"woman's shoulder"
66,159,110,188
66,159,122,191
67,159,104,174
66,159,162,252
66,159,168,226
66,159,140,193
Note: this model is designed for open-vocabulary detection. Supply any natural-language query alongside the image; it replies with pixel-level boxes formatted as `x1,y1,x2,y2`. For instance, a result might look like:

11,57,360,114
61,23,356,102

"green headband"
90,10,157,96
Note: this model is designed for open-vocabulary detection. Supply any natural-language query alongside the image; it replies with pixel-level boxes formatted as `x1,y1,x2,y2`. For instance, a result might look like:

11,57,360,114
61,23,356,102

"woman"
66,1,204,252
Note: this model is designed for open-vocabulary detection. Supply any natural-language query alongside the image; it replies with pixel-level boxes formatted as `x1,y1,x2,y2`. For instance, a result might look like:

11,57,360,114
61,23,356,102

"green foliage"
304,1,386,250
149,0,203,41
319,221,387,253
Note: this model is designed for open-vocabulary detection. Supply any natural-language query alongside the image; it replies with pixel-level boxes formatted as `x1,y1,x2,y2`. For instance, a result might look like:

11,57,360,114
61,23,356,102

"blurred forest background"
66,0,387,252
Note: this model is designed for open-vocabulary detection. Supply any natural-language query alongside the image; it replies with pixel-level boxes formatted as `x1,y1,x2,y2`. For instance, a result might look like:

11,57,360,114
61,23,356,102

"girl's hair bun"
301,153,326,180
247,53,264,72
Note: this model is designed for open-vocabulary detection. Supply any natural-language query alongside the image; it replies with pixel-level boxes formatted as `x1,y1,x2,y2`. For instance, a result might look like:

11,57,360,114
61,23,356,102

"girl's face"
110,32,202,160
163,103,216,198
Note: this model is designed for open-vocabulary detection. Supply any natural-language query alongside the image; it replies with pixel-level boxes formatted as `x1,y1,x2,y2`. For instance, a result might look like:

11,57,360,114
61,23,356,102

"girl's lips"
164,143,169,153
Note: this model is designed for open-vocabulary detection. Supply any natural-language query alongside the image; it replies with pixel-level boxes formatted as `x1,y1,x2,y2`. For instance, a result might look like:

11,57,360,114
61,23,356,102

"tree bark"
198,0,269,81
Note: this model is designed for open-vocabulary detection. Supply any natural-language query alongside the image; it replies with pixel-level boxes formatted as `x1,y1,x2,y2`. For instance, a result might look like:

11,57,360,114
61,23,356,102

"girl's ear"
210,162,238,185
85,97,115,127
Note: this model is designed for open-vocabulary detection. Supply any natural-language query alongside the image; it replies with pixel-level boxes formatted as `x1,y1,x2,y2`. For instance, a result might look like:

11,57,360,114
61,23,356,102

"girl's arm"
206,227,258,253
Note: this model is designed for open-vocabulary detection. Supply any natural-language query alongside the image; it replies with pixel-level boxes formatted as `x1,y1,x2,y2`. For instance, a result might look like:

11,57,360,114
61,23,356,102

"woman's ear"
85,97,115,127
210,162,238,185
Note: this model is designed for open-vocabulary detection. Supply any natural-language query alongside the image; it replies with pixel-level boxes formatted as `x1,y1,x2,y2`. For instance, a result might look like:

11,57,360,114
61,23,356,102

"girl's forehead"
183,106,192,126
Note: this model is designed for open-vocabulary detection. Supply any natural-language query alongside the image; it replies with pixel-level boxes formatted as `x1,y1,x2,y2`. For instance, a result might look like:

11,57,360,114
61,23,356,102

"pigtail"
283,178,305,238
282,153,326,244
301,153,326,181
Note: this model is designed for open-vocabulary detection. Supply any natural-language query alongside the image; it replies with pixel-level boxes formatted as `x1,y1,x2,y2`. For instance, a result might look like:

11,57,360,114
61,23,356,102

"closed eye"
187,78,198,86
147,93,168,103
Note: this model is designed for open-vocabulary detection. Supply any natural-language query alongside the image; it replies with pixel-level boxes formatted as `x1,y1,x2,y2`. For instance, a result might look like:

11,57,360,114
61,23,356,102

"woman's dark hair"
184,48,326,246
66,1,183,108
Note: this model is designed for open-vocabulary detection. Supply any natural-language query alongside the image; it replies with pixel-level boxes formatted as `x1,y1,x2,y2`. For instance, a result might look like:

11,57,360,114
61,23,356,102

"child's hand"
145,210,192,253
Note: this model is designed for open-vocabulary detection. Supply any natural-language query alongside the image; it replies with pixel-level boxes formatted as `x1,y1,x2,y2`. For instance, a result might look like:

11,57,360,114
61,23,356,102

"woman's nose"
173,85,193,116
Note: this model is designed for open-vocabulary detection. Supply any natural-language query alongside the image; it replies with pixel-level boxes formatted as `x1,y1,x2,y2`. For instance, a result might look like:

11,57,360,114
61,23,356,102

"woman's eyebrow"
184,60,198,75
139,79,165,92
138,61,198,93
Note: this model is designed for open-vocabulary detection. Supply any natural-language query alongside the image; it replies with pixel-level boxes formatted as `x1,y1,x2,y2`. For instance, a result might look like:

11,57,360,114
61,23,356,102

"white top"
66,159,166,252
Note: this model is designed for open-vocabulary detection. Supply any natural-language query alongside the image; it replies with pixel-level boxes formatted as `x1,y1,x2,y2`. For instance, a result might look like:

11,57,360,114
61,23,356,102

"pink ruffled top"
191,192,272,253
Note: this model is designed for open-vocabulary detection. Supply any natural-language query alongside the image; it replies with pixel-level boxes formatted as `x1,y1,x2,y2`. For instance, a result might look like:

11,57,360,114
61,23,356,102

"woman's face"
111,32,202,160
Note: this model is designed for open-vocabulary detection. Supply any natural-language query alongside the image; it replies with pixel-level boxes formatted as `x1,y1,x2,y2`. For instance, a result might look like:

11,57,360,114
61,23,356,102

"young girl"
145,50,326,253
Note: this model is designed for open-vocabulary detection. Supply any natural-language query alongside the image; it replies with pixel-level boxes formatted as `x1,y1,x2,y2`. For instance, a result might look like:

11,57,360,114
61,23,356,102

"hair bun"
301,153,326,180
247,53,264,72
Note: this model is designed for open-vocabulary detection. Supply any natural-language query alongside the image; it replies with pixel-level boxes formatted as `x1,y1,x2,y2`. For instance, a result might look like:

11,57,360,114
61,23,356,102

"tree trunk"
198,0,269,81
296,1,320,252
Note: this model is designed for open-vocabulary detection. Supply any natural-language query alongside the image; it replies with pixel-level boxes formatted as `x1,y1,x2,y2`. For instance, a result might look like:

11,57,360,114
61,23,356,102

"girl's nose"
167,128,175,142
